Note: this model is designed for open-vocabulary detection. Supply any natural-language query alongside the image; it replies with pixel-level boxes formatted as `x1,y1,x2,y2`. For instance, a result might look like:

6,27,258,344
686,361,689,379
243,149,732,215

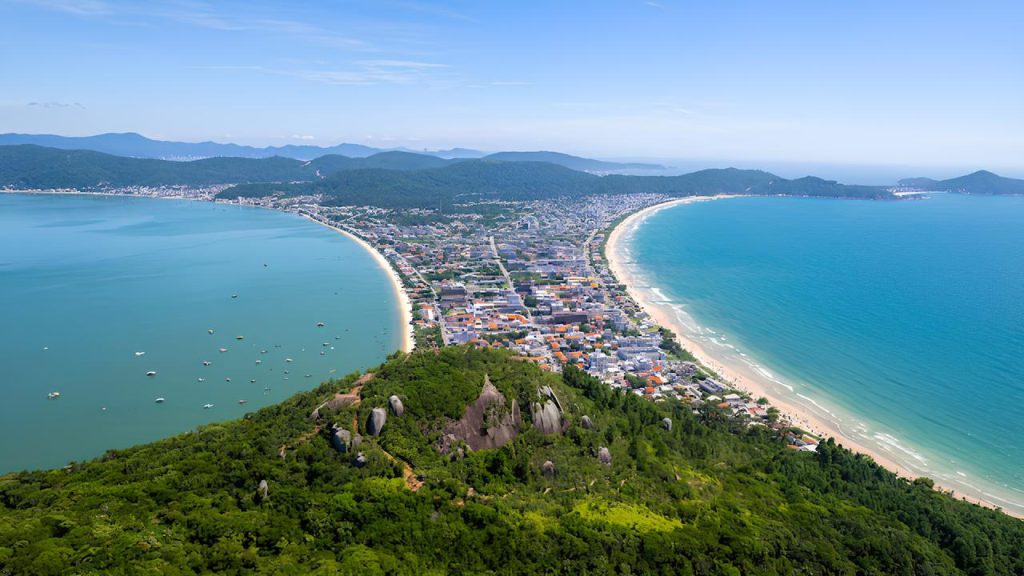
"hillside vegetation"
1,347,1021,575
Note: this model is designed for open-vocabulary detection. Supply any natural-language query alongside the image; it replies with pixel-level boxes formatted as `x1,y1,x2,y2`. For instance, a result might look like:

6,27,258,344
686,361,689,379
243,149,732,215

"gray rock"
444,374,521,451
581,415,594,430
541,460,556,478
597,446,612,466
331,425,353,453
531,386,565,435
354,452,367,467
257,479,269,501
388,395,405,417
661,417,673,431
367,407,387,437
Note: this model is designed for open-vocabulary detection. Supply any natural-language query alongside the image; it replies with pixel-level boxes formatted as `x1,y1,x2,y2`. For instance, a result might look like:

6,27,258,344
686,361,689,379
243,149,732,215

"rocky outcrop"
388,395,405,417
367,408,387,437
331,425,353,453
662,417,673,431
443,374,520,451
597,446,612,466
354,452,367,468
257,479,269,501
542,460,556,479
581,415,594,430
531,386,565,435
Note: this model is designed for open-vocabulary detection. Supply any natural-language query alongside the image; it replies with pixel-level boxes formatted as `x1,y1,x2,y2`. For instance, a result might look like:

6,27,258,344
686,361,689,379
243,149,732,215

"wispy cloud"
290,134,315,140
27,101,84,108
14,0,111,16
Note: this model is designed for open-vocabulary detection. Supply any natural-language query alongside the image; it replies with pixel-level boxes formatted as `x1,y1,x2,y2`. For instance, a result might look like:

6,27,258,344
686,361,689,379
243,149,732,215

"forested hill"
222,163,892,208
899,170,1024,195
1,347,1021,574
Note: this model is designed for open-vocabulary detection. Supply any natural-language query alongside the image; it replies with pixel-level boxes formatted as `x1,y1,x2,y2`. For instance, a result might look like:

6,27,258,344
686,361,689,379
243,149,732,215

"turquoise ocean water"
0,194,401,472
625,193,1024,514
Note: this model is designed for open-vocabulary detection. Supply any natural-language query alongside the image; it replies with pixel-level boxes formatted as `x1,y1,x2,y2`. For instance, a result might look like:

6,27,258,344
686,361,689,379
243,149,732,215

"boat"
202,361,211,366
134,351,145,357
283,370,289,374
250,379,256,383
154,397,165,403
320,351,326,356
203,403,214,409
260,349,268,354
317,322,325,327
235,336,244,341
146,371,157,377
208,329,214,335
231,294,238,299
305,374,312,378
225,377,231,382
322,342,330,347
255,360,262,365
238,399,247,404
219,348,228,353
285,358,293,363
47,391,60,399
197,378,205,382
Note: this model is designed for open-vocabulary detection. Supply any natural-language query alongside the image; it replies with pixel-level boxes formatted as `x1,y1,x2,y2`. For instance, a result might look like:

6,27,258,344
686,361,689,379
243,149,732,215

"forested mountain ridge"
1,347,1021,575
899,170,1024,195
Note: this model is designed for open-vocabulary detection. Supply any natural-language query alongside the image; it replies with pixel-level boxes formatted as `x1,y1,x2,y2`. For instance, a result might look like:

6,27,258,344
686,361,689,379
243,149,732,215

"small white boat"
203,403,214,409
155,397,165,403
219,348,228,353
249,379,256,383
134,351,145,357
202,361,212,366
197,378,205,382
316,322,325,327
305,374,312,378
320,351,326,356
146,371,157,377
285,358,293,363
238,399,247,405
47,391,60,399
235,336,244,341
225,377,232,382
208,329,214,335
255,360,261,365
231,294,238,299
322,342,330,347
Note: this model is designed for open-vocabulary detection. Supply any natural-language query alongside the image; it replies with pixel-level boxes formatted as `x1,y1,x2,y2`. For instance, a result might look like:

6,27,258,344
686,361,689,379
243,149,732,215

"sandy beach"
605,196,1019,518
304,215,416,354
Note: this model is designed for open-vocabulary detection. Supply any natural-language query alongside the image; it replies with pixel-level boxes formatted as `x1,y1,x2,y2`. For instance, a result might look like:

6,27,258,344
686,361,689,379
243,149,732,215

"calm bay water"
0,193,401,472
628,193,1024,513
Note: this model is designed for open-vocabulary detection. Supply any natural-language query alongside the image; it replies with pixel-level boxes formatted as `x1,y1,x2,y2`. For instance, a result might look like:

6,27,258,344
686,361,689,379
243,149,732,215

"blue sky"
2,0,1022,174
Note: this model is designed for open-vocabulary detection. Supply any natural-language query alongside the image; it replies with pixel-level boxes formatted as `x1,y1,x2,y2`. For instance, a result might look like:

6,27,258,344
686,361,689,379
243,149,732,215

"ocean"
624,193,1024,515
0,193,402,472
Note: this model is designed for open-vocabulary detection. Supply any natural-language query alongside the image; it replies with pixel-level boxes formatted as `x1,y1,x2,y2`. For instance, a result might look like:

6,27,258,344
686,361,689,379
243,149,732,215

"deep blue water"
627,193,1024,513
0,194,401,472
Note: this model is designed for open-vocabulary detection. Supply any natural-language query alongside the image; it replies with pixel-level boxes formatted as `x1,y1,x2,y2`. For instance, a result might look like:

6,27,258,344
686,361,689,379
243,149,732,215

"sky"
2,0,1023,176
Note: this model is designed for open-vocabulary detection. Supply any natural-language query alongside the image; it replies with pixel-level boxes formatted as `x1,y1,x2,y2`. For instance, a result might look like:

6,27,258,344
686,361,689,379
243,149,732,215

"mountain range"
0,132,664,171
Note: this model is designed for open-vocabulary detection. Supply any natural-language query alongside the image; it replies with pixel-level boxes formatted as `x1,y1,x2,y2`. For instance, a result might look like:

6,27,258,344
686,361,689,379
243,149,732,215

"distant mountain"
898,170,1024,195
483,151,664,172
0,132,437,161
0,145,458,189
222,162,892,209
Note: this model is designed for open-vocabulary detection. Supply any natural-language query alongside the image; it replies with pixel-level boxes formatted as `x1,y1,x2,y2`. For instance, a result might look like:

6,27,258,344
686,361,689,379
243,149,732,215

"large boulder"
661,417,673,431
531,386,565,435
444,374,521,451
388,395,405,417
331,425,353,453
581,415,594,430
367,408,387,437
597,446,612,466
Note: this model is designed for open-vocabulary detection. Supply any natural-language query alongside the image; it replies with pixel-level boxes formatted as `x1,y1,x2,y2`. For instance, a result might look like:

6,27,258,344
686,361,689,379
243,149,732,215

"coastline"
302,215,415,354
605,196,1021,518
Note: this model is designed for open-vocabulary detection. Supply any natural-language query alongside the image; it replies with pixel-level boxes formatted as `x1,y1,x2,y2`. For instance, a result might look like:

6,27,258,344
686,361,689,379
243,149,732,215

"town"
225,189,816,453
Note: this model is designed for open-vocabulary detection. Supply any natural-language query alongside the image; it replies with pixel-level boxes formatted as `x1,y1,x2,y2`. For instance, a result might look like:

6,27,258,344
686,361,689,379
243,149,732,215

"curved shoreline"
606,196,1021,519
302,215,415,354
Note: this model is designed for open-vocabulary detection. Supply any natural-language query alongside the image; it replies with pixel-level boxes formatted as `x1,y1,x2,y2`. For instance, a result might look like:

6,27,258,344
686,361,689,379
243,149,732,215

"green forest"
2,347,1021,575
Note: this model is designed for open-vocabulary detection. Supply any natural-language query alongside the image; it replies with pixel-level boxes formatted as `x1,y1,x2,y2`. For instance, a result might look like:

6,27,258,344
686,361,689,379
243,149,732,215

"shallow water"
0,194,401,472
